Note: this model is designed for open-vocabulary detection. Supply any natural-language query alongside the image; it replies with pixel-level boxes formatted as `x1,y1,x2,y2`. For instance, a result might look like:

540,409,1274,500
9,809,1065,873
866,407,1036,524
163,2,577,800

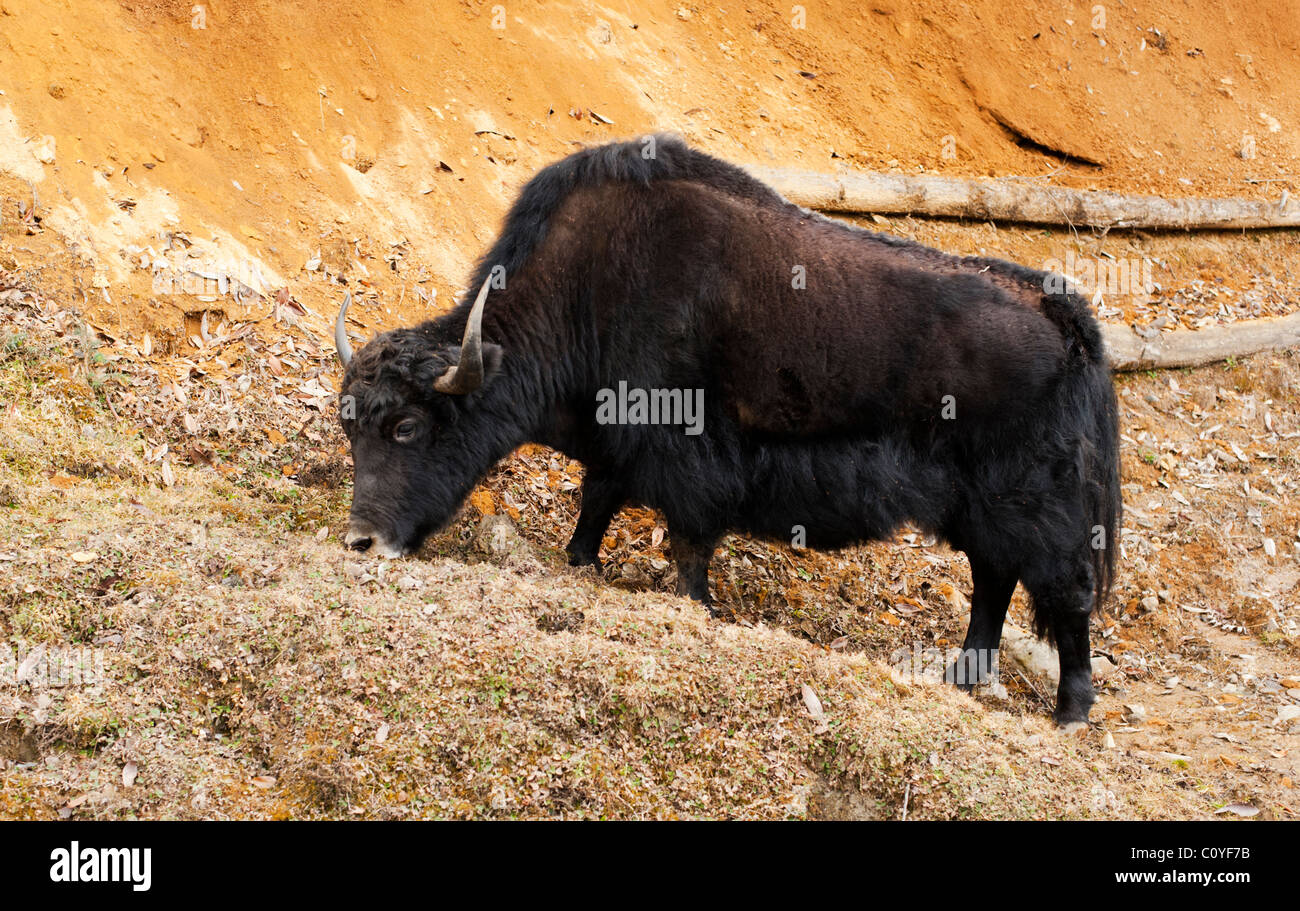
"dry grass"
0,297,1220,820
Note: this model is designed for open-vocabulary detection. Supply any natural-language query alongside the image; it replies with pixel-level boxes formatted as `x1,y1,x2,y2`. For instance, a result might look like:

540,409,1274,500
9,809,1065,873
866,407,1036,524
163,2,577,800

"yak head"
334,276,507,557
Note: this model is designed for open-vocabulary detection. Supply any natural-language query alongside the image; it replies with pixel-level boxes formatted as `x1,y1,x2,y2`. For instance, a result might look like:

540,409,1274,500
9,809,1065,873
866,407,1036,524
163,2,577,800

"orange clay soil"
0,0,1297,343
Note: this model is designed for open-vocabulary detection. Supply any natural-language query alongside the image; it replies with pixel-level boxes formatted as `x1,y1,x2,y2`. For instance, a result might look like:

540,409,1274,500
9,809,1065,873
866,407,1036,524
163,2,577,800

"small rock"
1002,623,1060,684
474,513,528,559
32,135,56,164
1091,655,1118,681
1272,705,1300,727
618,562,651,587
343,562,374,584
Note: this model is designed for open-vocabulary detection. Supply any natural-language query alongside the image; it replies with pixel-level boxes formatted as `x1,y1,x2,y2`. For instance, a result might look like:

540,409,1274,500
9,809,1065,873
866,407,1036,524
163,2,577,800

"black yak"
334,135,1121,725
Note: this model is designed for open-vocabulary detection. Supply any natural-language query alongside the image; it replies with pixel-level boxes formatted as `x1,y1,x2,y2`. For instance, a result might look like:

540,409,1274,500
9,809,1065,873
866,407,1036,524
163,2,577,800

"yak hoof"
567,550,601,570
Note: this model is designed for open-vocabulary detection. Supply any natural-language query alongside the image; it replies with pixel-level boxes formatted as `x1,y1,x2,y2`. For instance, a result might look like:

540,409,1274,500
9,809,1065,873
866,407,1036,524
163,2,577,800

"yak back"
461,135,1103,442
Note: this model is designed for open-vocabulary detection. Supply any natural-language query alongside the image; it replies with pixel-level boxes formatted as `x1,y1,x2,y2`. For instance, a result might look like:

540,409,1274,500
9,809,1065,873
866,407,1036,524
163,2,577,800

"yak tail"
1048,288,1121,611
1032,291,1121,634
1085,361,1122,609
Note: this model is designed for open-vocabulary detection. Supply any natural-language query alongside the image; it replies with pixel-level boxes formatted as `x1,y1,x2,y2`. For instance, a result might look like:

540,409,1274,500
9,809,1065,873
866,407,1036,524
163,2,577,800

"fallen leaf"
801,684,824,720
1214,803,1260,818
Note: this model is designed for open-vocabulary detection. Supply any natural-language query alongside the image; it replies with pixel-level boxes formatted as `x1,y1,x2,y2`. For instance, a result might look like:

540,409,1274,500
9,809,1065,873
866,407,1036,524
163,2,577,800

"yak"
333,135,1121,725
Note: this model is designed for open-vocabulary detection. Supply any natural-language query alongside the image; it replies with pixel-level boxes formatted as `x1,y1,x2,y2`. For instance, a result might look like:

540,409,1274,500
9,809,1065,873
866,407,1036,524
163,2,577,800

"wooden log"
1102,311,1300,371
751,167,1300,231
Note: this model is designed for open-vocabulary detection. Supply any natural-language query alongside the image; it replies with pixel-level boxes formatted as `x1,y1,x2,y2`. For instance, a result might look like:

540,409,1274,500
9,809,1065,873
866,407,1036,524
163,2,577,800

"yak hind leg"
950,555,1018,691
668,528,718,614
1023,555,1098,727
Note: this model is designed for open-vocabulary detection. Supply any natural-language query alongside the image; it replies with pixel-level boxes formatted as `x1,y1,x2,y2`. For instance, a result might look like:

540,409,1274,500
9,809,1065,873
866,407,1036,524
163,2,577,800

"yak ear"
480,342,504,384
436,342,503,394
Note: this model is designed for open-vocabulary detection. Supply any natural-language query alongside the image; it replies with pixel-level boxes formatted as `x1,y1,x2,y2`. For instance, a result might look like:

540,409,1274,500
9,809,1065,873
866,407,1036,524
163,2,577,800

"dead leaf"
801,684,824,720
1214,803,1260,818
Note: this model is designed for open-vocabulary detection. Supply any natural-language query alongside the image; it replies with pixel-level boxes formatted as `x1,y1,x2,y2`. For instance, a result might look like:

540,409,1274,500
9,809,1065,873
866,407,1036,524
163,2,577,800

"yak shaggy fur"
338,135,1122,724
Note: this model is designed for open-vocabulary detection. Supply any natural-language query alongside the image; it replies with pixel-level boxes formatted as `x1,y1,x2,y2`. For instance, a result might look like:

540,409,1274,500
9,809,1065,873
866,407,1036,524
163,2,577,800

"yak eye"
393,419,419,442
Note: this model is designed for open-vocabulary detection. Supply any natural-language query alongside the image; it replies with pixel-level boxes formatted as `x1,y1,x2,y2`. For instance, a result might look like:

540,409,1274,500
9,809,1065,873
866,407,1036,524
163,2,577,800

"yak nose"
344,522,406,558
345,527,374,552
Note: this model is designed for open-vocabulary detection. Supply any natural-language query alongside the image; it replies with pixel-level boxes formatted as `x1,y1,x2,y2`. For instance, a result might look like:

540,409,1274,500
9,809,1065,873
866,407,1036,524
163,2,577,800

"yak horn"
335,293,354,367
434,273,493,394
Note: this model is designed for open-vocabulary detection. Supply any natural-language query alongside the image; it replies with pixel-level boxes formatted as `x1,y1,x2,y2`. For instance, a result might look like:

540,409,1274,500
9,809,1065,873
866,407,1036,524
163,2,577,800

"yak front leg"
566,472,625,569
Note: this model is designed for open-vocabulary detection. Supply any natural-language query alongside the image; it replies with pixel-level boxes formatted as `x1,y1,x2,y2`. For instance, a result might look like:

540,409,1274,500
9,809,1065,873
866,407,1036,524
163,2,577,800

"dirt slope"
0,291,1242,819
2,233,1297,819
1,0,1297,342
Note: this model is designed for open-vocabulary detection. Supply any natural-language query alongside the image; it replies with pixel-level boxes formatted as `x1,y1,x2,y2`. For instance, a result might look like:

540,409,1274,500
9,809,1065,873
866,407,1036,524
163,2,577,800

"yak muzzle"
344,522,407,559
